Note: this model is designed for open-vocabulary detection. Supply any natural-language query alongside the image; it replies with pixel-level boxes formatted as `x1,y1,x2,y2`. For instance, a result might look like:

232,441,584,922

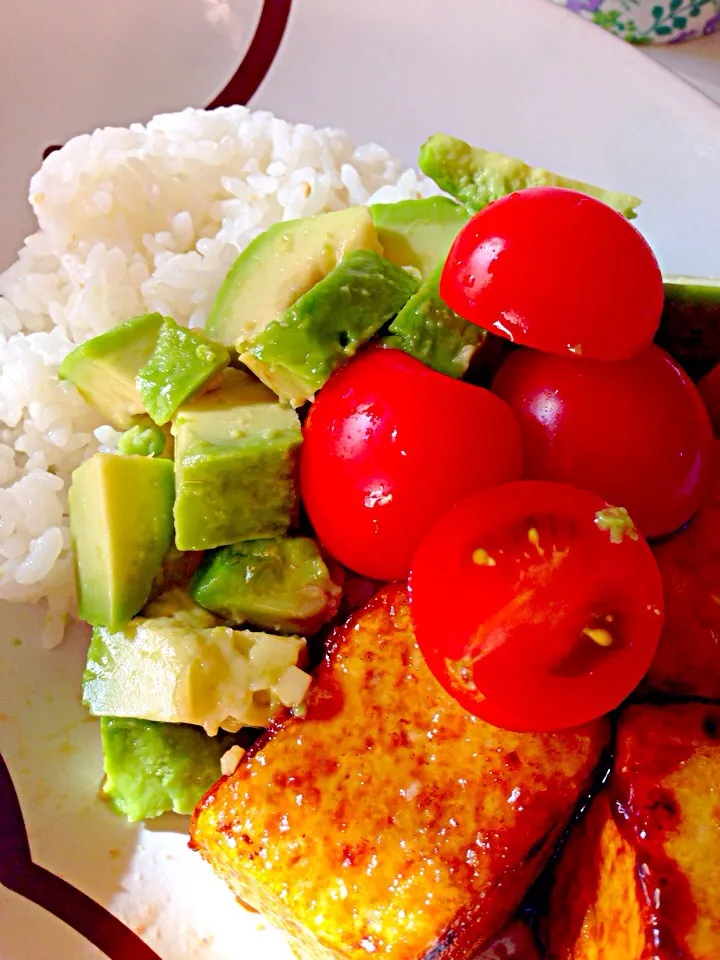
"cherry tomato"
699,363,720,435
477,922,540,960
409,481,664,732
301,346,523,581
440,186,663,361
493,345,713,538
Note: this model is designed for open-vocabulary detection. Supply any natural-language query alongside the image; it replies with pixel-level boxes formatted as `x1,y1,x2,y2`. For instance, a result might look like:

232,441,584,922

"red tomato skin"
440,187,663,361
301,346,523,581
477,922,540,960
409,481,665,732
699,363,720,435
493,345,713,539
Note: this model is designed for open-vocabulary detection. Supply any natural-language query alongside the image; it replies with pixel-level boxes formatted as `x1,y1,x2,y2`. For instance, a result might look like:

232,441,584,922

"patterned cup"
552,0,720,43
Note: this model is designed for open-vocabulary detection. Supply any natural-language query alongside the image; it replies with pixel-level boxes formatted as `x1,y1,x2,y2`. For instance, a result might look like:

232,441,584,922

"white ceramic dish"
2,0,720,957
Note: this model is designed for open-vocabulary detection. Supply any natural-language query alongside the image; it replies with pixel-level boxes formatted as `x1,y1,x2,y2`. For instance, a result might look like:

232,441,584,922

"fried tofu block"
191,585,607,960
547,702,720,959
546,794,644,959
646,441,720,698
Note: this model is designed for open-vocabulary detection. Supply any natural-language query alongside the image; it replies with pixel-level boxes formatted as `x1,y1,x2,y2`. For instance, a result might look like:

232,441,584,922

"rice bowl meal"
0,107,431,644
2,104,720,959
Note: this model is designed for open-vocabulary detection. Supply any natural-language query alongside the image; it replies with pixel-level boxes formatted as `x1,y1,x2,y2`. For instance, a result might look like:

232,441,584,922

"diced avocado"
83,590,308,734
136,318,229,425
418,134,641,218
59,313,164,429
656,276,720,380
171,369,302,550
370,197,469,278
386,264,486,378
100,717,236,822
117,421,167,457
69,453,174,629
191,537,343,635
205,207,383,349
240,250,419,406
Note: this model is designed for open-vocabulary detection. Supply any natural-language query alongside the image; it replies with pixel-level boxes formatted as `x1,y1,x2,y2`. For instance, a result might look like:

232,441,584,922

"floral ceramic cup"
553,0,720,43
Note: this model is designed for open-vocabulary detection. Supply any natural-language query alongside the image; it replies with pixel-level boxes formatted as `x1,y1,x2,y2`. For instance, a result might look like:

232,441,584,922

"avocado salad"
60,133,720,823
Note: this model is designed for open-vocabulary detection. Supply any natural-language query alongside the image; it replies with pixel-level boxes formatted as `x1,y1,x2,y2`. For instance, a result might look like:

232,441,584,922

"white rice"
0,106,433,646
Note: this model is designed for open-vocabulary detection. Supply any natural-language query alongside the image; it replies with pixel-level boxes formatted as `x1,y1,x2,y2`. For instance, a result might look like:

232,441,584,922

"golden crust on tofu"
546,794,644,960
547,702,720,960
191,585,607,960
646,440,720,698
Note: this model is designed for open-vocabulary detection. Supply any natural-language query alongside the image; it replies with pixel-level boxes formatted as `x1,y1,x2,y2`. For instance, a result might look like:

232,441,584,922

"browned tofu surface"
191,585,607,960
547,702,720,959
546,793,644,959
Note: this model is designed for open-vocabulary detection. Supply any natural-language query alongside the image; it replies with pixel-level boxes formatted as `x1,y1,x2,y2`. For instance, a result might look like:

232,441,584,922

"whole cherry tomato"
493,345,713,538
301,346,523,580
409,481,664,731
440,186,663,361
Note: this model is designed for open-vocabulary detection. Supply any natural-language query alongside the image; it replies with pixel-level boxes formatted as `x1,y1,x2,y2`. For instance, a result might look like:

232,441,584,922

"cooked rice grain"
0,107,431,645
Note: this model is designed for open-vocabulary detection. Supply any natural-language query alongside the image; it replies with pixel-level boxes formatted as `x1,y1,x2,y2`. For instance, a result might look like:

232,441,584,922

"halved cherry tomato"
409,481,664,732
301,346,523,581
440,186,663,361
493,344,713,538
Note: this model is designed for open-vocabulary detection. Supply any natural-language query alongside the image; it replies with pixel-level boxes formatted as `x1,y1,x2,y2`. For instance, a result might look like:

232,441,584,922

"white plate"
2,0,720,957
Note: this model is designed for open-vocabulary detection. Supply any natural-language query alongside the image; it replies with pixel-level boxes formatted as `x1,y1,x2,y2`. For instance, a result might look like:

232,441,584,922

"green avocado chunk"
386,264,486,378
171,369,302,550
83,589,308,734
59,313,164,430
370,197,469,278
100,716,235,822
117,421,167,457
136,318,229,425
239,249,419,406
205,207,383,349
419,134,641,218
656,276,720,381
69,453,174,630
191,537,343,635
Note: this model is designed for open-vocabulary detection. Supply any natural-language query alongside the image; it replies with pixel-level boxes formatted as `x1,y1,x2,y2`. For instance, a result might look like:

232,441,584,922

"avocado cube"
387,264,487,378
100,716,236,821
171,370,302,551
69,452,174,629
83,592,308,734
117,420,168,457
59,313,164,430
419,133,641,218
191,537,343,635
136,317,229,425
370,197,469,278
240,250,419,406
206,206,383,349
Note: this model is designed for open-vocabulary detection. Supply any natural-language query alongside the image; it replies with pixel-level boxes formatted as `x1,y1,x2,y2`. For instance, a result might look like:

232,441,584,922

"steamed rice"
0,106,432,646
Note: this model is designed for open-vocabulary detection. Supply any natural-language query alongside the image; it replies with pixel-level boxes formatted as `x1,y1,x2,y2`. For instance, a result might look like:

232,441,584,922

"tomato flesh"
409,481,664,731
493,344,713,538
301,346,523,581
440,186,663,361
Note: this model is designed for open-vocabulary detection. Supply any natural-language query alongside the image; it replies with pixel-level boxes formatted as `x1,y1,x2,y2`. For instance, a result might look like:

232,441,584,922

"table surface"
646,31,720,104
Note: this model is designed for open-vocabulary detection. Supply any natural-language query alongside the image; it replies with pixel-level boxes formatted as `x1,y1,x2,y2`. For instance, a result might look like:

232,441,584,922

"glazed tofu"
547,702,720,959
646,441,720,698
191,585,607,960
